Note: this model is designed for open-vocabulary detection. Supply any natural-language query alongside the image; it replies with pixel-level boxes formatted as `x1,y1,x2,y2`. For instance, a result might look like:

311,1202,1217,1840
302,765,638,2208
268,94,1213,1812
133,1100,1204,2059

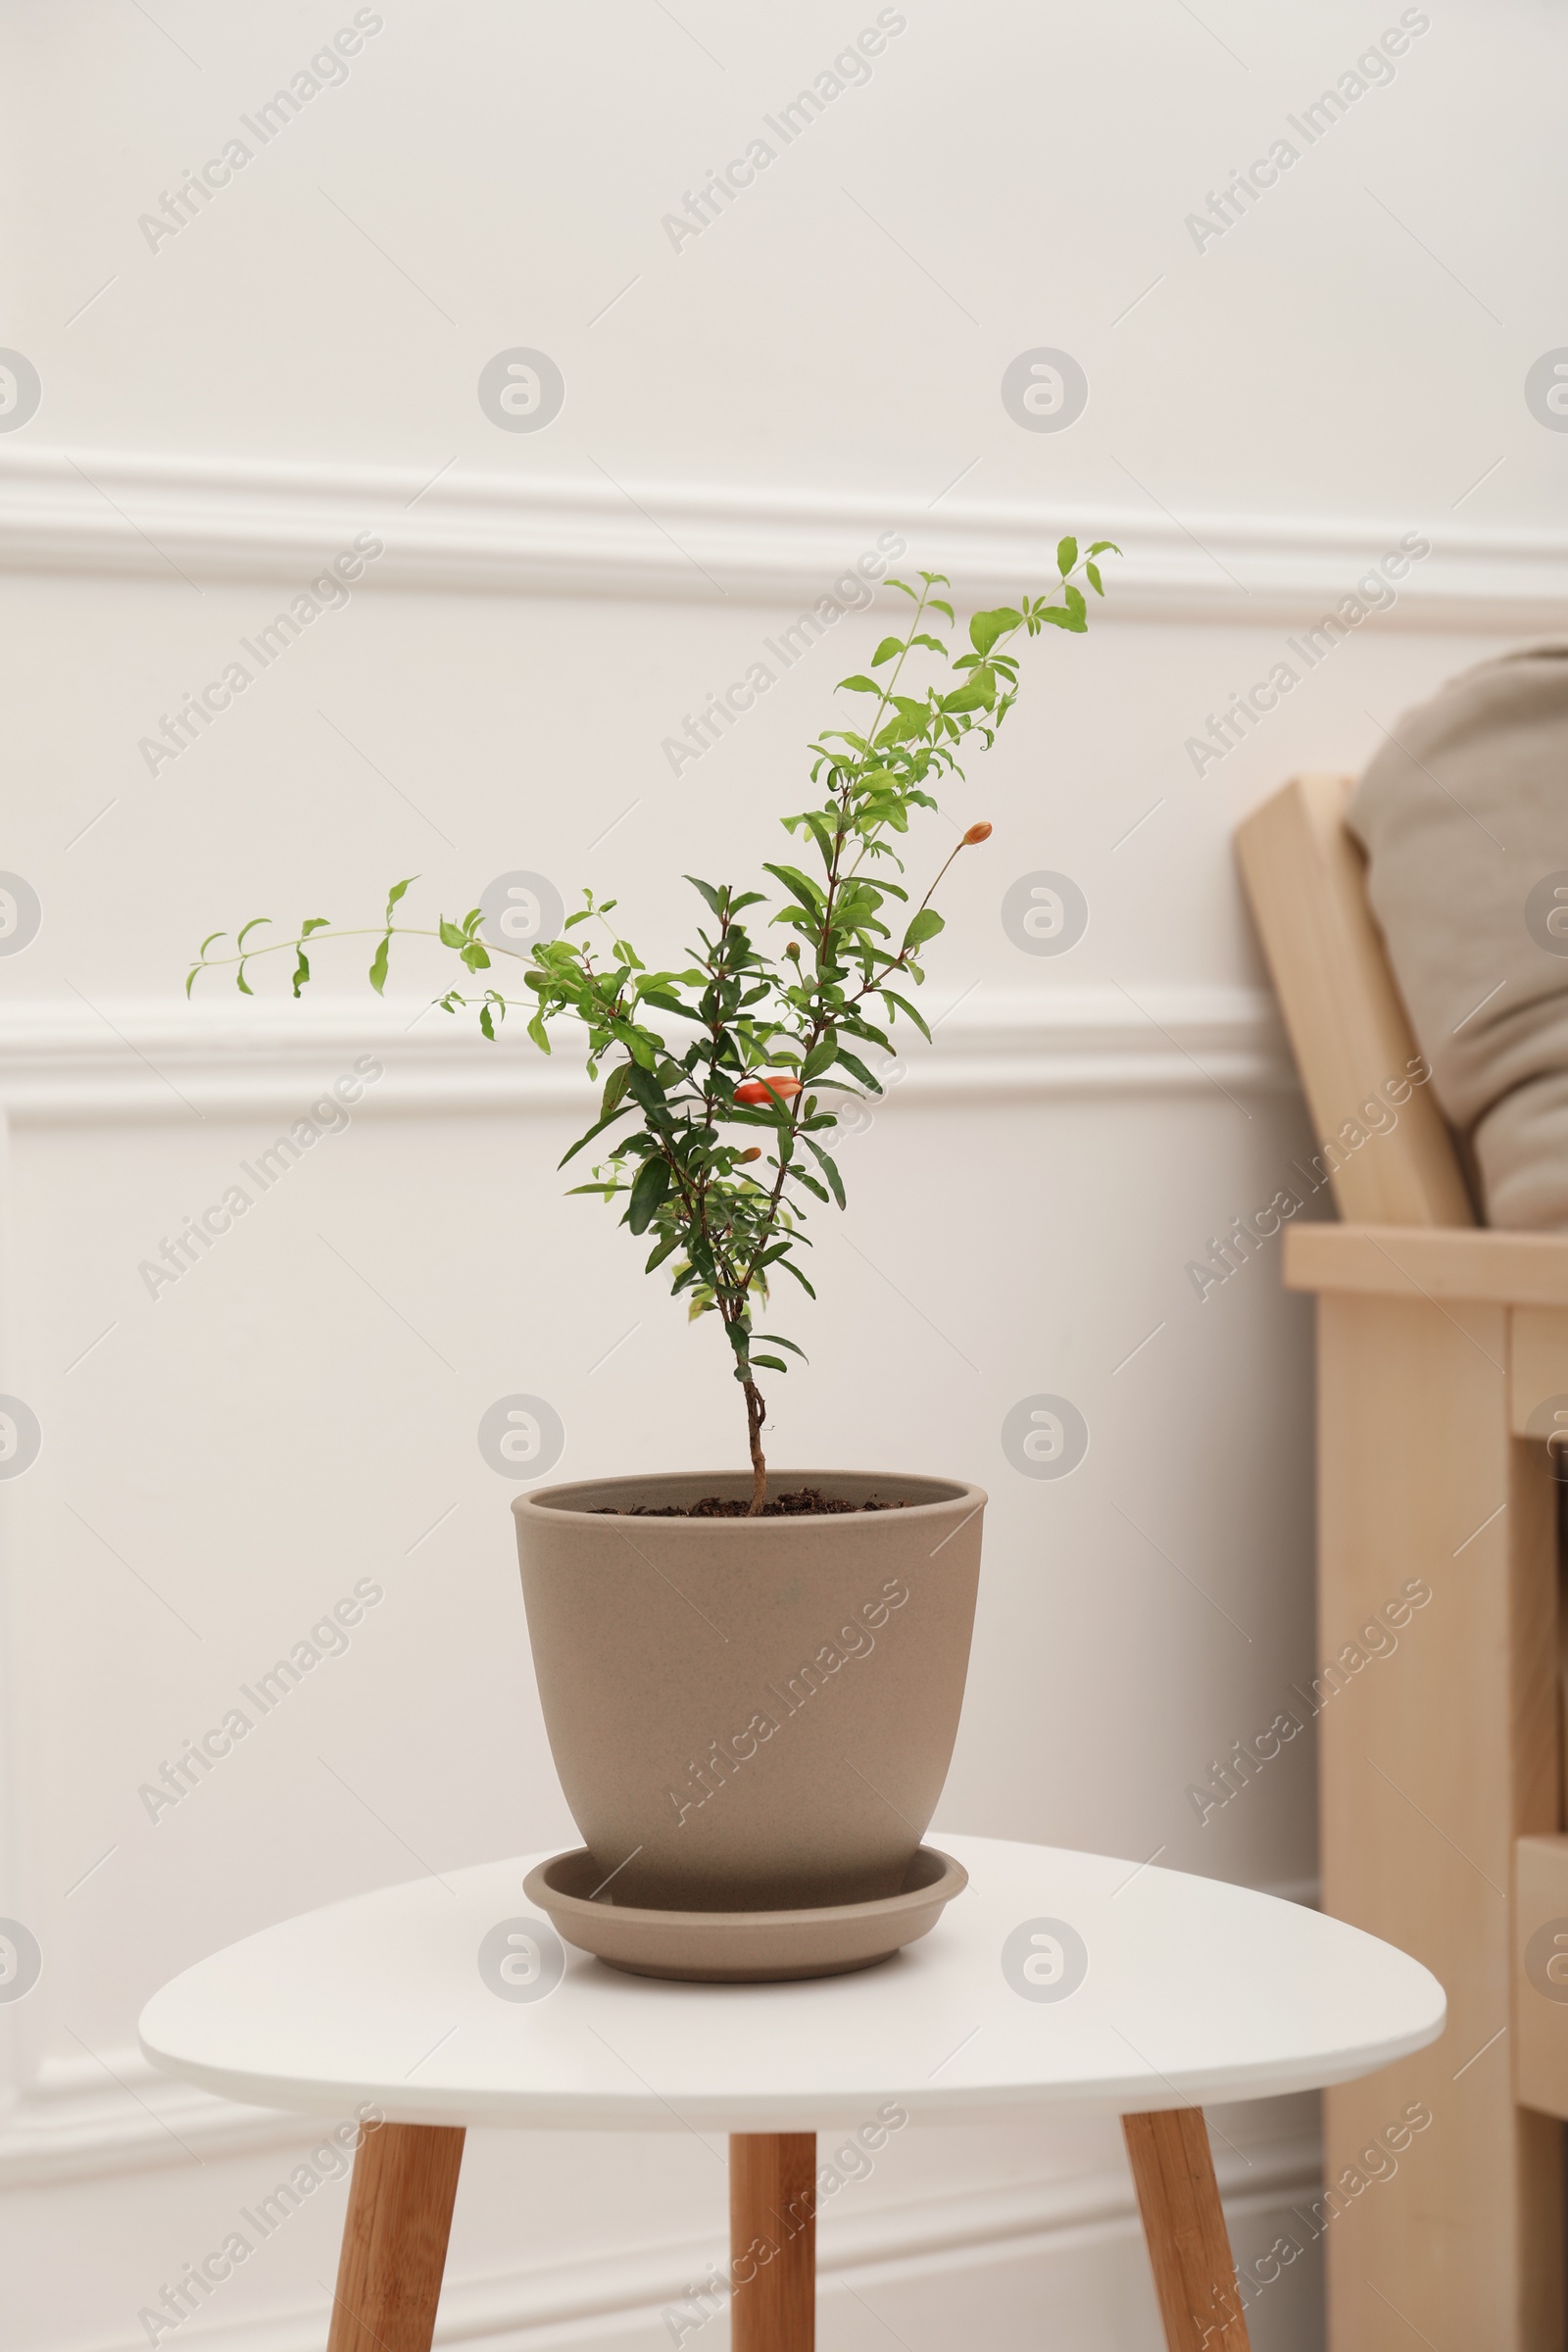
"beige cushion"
1346,645,1568,1230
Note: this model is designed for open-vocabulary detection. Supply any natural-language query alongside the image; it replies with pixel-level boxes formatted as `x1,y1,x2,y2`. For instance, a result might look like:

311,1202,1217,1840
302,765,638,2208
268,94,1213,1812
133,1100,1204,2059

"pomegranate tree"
189,551,1113,1508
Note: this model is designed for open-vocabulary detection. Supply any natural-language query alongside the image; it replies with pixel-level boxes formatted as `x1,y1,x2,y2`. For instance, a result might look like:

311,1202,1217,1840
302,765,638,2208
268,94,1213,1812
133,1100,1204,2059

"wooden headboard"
1234,771,1474,1229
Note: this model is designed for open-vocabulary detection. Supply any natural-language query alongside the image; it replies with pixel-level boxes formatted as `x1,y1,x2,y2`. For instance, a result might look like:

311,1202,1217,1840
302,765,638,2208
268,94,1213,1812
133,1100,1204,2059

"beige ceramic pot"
512,1468,985,1911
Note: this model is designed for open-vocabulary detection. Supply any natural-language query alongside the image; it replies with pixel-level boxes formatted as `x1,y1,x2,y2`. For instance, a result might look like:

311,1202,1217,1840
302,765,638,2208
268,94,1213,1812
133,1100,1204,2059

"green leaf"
799,811,837,871
625,1061,674,1115
968,607,1021,657
774,1257,817,1298
802,1136,846,1207
904,907,945,951
761,862,823,913
384,876,416,924
879,988,931,1041
602,1062,632,1120
1056,536,1078,575
479,1004,495,1040
526,1011,551,1053
184,964,200,998
438,917,466,950
836,674,881,695
460,940,491,972
870,636,904,666
291,949,311,999
368,934,391,995
1086,563,1102,596
645,1231,680,1272
236,916,270,950
835,1049,883,1094
559,1096,639,1165
626,1154,671,1234
684,876,724,918
197,930,225,957
755,1333,806,1357
301,915,331,937
751,1355,790,1375
1088,540,1121,558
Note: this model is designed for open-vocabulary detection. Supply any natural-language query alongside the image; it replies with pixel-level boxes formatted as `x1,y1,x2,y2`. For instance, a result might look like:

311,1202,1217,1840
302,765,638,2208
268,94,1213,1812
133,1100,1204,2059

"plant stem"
191,924,538,973
743,1377,767,1515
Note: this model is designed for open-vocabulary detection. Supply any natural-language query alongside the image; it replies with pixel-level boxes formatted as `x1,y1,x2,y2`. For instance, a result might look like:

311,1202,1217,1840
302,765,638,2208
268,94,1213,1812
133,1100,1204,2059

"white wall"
1,3,1562,2347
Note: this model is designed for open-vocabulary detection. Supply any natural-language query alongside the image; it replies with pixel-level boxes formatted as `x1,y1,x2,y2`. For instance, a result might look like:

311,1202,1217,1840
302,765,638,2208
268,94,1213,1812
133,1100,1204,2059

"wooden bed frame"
1236,775,1568,2352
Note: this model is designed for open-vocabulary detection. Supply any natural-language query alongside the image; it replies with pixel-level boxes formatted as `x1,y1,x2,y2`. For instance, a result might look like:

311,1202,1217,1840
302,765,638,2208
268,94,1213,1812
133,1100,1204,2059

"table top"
138,1834,1445,2133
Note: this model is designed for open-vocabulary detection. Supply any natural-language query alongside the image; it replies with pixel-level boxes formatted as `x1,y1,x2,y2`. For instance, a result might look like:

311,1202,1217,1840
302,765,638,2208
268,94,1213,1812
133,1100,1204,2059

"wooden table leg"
325,2120,466,2352
729,2132,816,2351
1123,2110,1250,2351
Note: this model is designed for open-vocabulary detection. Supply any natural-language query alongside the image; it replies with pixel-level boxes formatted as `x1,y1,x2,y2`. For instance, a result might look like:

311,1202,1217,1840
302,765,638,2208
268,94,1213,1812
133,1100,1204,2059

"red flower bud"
963,820,993,845
734,1075,803,1105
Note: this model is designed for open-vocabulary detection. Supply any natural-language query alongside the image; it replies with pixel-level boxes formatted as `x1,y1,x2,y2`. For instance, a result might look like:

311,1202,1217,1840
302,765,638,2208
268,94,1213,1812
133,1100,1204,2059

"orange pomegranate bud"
737,1146,762,1163
734,1075,804,1105
963,820,993,845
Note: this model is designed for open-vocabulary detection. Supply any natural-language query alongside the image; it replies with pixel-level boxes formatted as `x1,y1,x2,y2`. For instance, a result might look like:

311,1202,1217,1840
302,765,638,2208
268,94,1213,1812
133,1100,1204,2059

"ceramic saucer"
522,1844,968,1983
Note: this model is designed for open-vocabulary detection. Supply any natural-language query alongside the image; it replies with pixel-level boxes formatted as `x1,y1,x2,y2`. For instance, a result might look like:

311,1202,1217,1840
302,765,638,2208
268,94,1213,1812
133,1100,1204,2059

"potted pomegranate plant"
189,552,1113,1955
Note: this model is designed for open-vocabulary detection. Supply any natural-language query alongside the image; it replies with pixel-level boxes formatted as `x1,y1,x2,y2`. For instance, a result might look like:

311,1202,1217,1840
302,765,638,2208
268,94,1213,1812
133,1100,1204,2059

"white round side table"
138,1833,1444,2352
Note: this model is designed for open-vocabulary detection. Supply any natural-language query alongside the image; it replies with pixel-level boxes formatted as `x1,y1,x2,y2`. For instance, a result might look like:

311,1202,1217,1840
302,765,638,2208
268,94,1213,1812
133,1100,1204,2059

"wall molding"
0,2053,309,2188
0,988,1295,1125
3,444,1567,628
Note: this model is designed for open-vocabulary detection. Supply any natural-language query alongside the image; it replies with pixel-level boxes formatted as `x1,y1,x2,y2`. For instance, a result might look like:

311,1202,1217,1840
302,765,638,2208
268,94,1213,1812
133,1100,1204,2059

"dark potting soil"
595,1485,911,1519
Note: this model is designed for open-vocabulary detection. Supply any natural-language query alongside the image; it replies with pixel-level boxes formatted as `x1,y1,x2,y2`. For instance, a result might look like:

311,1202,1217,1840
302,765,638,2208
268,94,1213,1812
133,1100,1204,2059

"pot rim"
513,1466,987,1528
